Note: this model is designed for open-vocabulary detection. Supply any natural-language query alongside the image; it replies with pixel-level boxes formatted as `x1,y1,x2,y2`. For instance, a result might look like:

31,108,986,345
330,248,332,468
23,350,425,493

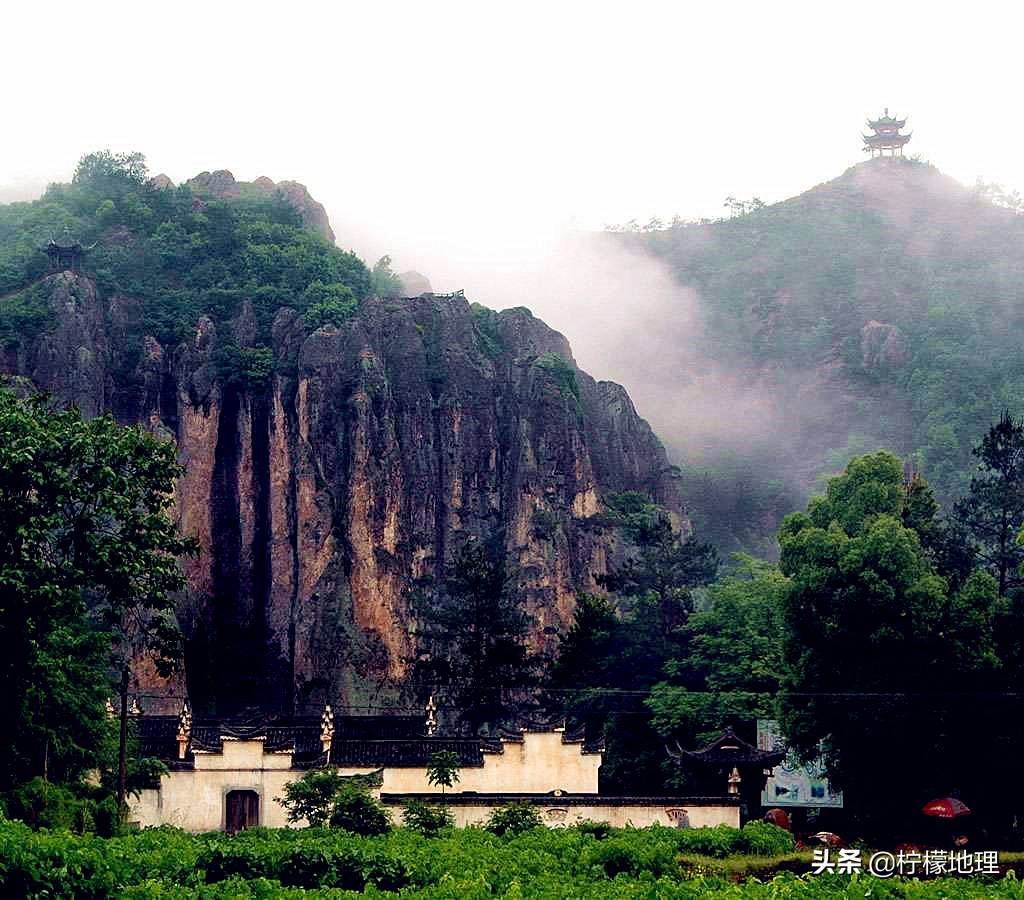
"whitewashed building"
130,704,740,832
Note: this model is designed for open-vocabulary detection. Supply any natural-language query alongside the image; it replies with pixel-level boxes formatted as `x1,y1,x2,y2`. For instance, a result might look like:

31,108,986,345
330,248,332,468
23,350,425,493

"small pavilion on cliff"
862,109,911,158
45,227,92,272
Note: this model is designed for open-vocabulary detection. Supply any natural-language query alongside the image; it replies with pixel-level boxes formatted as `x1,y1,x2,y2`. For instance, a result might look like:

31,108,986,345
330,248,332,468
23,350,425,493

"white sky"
3,0,1024,359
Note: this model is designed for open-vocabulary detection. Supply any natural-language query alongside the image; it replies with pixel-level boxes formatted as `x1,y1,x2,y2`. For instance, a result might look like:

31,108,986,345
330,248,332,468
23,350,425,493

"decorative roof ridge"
668,726,786,766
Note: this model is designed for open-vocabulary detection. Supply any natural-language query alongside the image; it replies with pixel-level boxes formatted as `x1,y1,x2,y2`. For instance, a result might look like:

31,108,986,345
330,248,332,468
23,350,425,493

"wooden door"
225,790,259,833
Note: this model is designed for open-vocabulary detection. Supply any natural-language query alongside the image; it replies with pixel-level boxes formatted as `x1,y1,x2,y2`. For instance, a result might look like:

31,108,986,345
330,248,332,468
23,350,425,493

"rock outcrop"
3,273,685,716
860,320,909,370
398,271,433,297
185,170,336,243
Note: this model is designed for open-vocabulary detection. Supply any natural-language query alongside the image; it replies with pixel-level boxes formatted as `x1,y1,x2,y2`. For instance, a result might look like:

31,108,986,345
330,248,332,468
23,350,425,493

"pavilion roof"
867,108,907,129
47,226,84,251
670,727,786,767
862,132,912,147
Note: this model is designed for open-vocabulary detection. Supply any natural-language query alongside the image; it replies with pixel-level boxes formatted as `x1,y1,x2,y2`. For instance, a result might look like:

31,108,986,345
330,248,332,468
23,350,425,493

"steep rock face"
4,275,685,715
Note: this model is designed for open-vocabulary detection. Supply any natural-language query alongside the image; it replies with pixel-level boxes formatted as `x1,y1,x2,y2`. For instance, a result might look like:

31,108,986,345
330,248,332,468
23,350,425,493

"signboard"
757,719,843,809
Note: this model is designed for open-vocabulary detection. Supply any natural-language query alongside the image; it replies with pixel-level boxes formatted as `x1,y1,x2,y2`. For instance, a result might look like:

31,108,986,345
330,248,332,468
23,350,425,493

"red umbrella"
922,798,971,819
764,808,791,831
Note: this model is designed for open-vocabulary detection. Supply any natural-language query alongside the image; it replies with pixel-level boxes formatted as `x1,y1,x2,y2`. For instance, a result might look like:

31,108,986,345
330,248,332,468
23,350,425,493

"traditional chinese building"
130,704,741,832
862,109,911,158
669,727,785,822
45,227,91,272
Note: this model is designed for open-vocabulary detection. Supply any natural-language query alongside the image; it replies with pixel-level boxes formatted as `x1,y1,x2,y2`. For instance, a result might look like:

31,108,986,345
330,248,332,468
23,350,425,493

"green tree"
549,507,718,794
328,782,391,836
778,452,1001,836
646,555,787,754
402,798,453,835
485,800,543,835
370,255,403,297
426,750,461,798
953,412,1024,595
0,388,195,812
600,513,718,633
73,150,148,191
303,281,358,330
278,769,350,827
413,541,539,735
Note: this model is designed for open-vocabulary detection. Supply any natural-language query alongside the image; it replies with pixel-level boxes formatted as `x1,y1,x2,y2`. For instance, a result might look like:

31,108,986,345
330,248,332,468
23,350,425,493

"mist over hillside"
453,159,1024,556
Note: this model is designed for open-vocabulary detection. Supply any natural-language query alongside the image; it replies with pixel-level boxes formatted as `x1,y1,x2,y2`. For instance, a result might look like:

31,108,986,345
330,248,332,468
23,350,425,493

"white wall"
129,731,681,832
415,801,740,829
132,740,306,830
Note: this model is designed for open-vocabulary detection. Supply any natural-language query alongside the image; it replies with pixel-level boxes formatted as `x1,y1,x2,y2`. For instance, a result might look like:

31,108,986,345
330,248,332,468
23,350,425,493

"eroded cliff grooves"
4,273,687,714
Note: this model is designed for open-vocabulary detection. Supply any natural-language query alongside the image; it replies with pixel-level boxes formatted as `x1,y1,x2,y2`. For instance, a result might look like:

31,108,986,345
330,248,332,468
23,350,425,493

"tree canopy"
778,450,1006,835
413,541,540,735
0,151,374,378
0,386,195,794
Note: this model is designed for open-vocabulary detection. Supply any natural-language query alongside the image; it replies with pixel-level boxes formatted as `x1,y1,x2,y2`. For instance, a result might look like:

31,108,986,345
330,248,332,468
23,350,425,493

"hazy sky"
4,0,1024,376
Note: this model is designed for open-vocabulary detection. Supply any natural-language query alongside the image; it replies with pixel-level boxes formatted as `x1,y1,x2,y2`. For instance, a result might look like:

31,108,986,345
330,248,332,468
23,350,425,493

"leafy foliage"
484,801,543,836
0,387,194,794
327,783,391,836
277,771,390,835
0,150,372,362
4,819,1016,898
401,799,453,836
369,255,403,297
302,280,357,330
277,769,350,828
549,501,719,793
953,412,1024,594
778,450,1007,836
646,555,787,746
470,302,507,359
532,352,580,402
425,750,461,795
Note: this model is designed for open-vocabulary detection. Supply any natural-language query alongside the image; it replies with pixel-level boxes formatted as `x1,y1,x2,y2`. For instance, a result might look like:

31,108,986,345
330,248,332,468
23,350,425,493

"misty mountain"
621,158,1024,553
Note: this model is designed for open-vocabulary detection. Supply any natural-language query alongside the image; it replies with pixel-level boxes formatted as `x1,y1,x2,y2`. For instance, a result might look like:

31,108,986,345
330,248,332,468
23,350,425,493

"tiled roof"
136,712,599,770
330,738,485,768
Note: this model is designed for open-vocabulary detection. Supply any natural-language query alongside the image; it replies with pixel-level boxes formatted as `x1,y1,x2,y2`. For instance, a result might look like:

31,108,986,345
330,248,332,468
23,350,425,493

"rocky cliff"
3,272,685,716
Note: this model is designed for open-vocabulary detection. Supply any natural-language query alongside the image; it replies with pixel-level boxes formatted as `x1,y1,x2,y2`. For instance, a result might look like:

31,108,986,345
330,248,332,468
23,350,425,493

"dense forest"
621,159,1024,554
0,151,400,386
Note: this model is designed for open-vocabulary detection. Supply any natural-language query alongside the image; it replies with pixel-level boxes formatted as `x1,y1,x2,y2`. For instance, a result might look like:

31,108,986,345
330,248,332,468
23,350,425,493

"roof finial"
320,703,335,756
176,700,193,760
728,766,742,795
425,695,438,737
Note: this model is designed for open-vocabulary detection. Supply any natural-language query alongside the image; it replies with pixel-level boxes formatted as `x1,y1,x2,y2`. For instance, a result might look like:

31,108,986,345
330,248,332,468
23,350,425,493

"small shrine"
45,227,91,272
862,108,911,158
670,727,785,821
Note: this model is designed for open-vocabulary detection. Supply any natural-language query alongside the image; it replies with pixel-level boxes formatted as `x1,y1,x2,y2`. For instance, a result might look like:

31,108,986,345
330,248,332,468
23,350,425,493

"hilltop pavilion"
862,109,911,158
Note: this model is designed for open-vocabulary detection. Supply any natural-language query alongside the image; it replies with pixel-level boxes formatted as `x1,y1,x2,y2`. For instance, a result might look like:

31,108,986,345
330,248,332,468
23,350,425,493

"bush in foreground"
1,819,1019,898
484,801,543,836
402,799,454,836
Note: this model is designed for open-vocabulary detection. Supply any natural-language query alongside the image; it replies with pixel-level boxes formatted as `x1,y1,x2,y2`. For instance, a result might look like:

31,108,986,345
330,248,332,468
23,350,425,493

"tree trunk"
117,665,129,822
